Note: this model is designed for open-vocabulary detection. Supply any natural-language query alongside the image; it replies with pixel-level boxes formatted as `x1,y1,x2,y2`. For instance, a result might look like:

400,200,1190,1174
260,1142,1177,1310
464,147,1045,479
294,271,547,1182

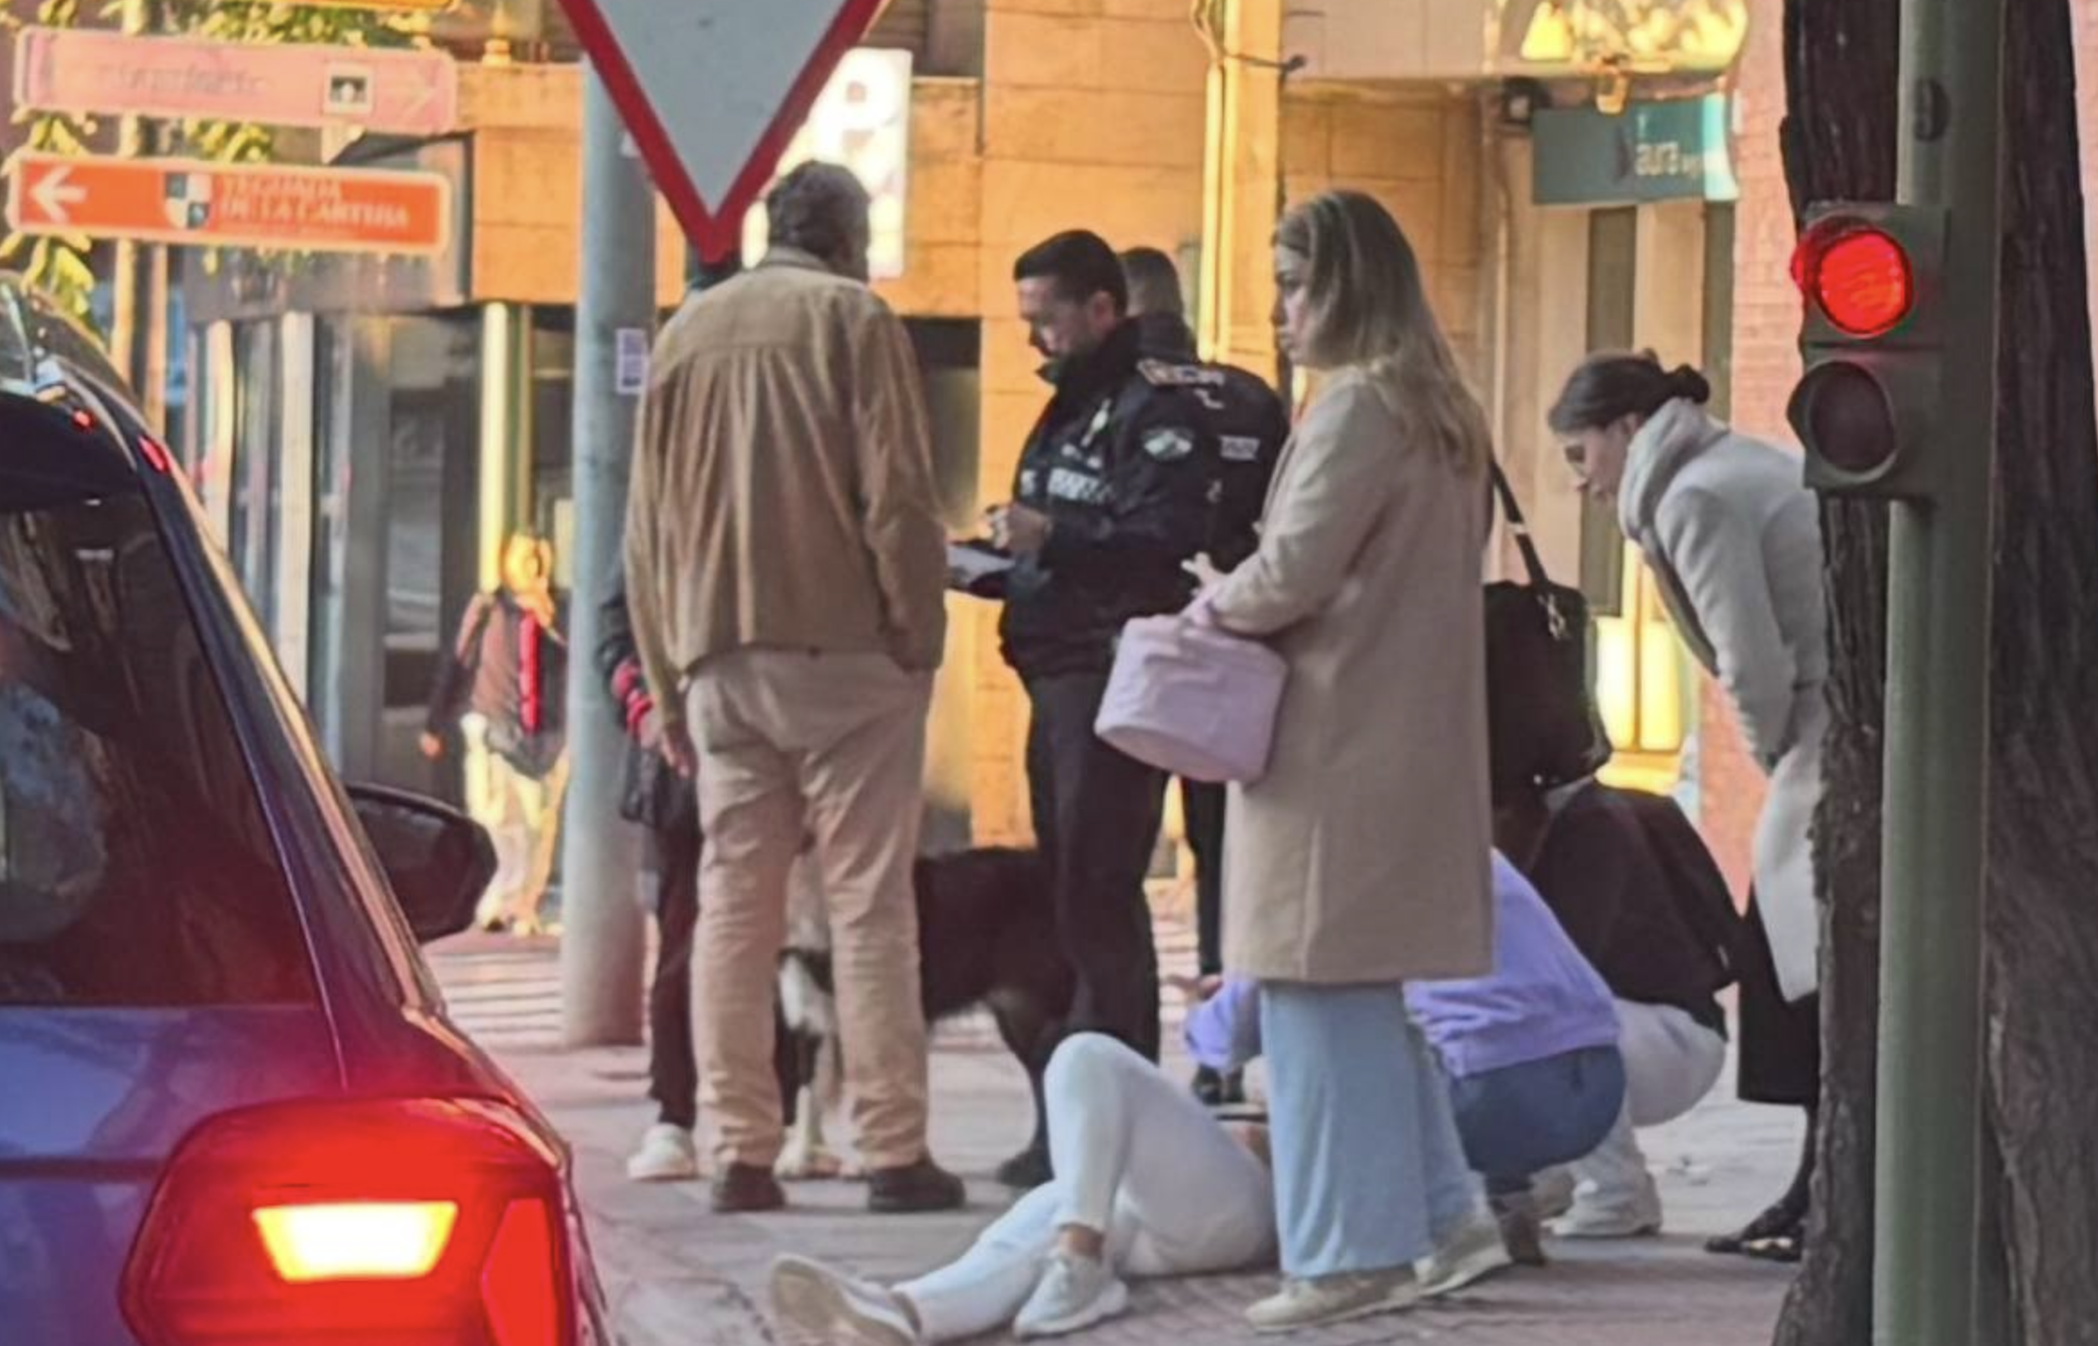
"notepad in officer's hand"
947,540,1014,589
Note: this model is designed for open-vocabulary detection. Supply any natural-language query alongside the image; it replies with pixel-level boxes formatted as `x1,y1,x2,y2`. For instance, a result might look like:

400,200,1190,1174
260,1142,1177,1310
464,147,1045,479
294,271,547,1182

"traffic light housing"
1788,203,1949,499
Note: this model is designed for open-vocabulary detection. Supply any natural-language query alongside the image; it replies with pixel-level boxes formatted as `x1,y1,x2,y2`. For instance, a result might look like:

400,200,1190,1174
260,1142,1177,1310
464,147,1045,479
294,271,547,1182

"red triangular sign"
555,0,886,260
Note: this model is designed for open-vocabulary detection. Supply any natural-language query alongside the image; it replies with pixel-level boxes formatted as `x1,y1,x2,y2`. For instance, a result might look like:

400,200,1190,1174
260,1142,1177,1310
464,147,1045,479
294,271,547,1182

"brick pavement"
433,915,1799,1346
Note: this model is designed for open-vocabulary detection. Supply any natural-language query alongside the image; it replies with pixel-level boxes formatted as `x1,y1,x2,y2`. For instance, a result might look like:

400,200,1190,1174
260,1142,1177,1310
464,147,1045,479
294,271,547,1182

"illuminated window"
1594,539,1691,793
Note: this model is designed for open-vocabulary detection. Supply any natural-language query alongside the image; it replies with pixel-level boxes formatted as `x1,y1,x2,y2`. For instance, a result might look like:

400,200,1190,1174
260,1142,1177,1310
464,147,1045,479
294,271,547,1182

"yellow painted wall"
1281,83,1488,381
458,63,988,315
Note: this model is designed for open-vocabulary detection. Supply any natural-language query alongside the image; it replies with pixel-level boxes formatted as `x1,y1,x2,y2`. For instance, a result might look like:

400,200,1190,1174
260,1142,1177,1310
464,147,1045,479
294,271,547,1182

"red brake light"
483,1200,562,1346
1793,223,1915,338
71,407,95,431
121,1099,573,1346
139,435,175,475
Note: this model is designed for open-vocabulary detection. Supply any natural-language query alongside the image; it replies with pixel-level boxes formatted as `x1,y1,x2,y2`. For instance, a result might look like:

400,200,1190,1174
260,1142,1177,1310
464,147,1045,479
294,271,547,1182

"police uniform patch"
1221,434,1263,463
1138,358,1226,388
1143,427,1196,461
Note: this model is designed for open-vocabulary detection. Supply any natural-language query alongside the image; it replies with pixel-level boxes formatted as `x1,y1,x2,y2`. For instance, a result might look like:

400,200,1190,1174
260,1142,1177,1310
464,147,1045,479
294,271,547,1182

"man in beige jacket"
624,162,961,1215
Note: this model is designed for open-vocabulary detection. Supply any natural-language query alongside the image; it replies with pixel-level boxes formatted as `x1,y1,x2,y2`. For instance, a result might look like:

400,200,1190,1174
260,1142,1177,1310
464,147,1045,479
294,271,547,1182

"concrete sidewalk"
433,921,1799,1346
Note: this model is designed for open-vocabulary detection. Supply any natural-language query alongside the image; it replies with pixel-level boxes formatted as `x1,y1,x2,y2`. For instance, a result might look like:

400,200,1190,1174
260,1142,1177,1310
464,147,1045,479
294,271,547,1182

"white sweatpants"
899,1034,1276,1342
1571,999,1729,1205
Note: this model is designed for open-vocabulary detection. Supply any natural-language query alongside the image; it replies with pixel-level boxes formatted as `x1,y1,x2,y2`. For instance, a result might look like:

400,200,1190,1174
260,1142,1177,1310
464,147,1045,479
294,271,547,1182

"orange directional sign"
4,152,451,255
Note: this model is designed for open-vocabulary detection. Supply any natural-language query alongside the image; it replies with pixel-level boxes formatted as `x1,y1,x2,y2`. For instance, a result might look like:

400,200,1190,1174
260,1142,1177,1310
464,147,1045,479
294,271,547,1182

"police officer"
1117,247,1289,1106
985,230,1217,1077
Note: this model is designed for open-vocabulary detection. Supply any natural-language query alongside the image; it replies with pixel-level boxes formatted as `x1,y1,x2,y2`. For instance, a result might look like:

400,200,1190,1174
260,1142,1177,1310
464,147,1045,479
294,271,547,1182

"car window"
0,403,312,1006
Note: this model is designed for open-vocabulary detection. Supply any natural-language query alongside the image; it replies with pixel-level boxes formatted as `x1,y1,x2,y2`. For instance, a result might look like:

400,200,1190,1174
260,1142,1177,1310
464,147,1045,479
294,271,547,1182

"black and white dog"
775,847,1072,1189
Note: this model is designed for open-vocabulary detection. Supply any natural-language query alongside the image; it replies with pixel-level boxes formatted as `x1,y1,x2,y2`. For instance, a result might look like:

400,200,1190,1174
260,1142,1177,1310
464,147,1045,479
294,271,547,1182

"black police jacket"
998,320,1217,680
1133,313,1290,571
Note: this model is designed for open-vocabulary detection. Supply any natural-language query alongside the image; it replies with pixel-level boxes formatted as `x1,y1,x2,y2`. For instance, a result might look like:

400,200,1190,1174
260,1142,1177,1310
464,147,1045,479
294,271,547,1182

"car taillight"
121,1098,572,1346
253,1202,460,1282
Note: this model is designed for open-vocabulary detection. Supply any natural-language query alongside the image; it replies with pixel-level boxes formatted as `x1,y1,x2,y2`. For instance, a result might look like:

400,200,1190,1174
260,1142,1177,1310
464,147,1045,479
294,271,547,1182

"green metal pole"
1874,0,2003,1335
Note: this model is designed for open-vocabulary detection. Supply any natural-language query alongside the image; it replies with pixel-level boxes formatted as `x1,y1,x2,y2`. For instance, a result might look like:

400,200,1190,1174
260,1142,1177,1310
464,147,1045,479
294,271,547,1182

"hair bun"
1668,363,1713,405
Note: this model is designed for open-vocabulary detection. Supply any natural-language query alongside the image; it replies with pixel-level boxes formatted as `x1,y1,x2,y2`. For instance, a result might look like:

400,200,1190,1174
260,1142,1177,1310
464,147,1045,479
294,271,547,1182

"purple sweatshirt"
1185,852,1621,1079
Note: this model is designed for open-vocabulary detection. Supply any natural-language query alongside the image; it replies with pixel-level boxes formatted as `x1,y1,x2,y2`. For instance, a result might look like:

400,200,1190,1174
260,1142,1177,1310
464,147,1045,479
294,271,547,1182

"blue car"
0,282,614,1346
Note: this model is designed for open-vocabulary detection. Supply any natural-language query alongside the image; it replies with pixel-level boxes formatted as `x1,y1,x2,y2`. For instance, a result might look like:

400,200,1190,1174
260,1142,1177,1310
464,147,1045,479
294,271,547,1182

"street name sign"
552,0,886,258
13,27,458,137
5,152,451,255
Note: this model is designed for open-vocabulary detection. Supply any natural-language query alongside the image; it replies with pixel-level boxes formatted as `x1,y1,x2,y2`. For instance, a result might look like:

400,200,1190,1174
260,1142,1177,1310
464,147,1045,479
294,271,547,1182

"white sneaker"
1013,1250,1129,1338
769,1254,921,1346
1419,1207,1514,1297
1244,1268,1420,1334
625,1123,700,1182
1555,1172,1664,1238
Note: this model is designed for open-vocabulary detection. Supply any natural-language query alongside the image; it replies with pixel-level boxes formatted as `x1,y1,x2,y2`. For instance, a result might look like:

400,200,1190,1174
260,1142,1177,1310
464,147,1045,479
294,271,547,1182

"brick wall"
1705,6,1791,896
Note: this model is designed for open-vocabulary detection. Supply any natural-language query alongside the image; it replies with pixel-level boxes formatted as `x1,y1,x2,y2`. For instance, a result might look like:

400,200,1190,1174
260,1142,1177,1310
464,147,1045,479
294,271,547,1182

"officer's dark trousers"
1180,778,1227,977
645,807,798,1129
1025,671,1168,1063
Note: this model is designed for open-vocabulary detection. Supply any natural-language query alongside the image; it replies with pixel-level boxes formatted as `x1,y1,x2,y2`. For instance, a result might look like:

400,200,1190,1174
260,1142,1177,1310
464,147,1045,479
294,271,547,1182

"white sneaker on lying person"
770,1254,921,1346
1014,1250,1130,1339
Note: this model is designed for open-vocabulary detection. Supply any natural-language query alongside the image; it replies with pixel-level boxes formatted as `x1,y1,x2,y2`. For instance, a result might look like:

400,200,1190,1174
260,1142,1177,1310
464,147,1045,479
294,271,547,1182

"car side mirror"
347,783,496,943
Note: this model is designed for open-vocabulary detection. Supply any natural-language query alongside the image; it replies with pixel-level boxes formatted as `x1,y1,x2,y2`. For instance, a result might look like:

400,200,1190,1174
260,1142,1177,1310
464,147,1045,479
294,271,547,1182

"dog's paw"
775,1144,849,1181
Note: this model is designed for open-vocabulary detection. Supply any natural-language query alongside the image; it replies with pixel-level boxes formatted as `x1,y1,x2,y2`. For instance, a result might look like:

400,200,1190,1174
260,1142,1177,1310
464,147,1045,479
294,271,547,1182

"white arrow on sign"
31,165,87,224
553,0,885,259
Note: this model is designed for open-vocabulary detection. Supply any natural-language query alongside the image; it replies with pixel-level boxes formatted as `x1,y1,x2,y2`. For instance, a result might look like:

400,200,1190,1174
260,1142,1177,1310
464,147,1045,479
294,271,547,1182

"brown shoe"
866,1157,966,1214
712,1162,786,1213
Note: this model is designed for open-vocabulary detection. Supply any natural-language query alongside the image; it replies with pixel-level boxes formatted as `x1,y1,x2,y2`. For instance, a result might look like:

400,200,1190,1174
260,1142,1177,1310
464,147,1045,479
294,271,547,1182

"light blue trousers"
1259,981,1482,1277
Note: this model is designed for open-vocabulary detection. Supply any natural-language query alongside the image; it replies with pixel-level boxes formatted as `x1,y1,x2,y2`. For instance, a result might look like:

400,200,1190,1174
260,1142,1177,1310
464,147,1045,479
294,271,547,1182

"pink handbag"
1094,614,1288,783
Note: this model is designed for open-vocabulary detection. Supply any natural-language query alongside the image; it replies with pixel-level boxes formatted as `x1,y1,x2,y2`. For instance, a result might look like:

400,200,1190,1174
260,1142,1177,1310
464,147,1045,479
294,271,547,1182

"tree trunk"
1773,6,1898,1345
1778,0,2098,1341
1985,0,2098,1337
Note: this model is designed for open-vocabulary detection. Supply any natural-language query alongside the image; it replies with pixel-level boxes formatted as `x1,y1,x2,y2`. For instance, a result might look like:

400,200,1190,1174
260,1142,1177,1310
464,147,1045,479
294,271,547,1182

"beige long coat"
1211,367,1494,984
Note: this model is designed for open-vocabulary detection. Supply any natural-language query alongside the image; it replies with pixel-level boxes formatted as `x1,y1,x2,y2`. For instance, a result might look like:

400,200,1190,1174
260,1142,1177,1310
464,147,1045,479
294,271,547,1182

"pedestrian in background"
1551,350,1827,1262
624,161,962,1215
1196,190,1496,1333
983,231,1216,1096
1117,245,1288,1108
422,530,569,935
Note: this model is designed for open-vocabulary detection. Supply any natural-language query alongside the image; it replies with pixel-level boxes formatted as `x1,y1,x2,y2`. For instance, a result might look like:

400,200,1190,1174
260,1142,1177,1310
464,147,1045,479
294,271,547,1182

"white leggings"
898,1034,1276,1342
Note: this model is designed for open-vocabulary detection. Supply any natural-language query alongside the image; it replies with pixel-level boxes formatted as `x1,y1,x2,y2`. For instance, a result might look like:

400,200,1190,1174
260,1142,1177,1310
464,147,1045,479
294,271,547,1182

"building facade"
176,0,1795,883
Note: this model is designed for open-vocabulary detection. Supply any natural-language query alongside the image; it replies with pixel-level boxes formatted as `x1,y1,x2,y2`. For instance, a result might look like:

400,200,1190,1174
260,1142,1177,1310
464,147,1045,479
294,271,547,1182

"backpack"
1623,789,1749,990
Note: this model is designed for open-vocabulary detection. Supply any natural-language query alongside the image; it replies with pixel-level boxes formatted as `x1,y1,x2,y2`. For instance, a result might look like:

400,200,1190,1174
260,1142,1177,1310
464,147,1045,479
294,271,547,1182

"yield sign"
554,0,885,259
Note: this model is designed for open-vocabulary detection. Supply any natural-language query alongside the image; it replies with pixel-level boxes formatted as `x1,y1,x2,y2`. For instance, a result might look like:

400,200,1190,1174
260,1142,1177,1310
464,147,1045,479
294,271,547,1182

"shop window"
228,321,279,628
1594,545,1693,795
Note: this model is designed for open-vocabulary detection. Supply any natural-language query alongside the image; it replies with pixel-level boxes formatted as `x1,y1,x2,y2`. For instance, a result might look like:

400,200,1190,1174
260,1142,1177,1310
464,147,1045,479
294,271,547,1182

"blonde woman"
1195,191,1502,1332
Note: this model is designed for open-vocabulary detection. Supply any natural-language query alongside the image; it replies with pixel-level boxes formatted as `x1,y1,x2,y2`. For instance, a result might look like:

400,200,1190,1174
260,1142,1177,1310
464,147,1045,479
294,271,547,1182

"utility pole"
558,70,653,1046
1874,0,2003,1336
108,0,168,422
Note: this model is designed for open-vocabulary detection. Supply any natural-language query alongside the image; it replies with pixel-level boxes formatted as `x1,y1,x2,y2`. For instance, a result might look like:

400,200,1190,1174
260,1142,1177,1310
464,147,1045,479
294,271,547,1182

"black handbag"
1485,462,1613,798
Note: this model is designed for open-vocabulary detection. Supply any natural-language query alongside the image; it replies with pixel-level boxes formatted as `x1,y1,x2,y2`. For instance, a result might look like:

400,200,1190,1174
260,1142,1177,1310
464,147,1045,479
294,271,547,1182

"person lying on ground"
766,1031,1508,1344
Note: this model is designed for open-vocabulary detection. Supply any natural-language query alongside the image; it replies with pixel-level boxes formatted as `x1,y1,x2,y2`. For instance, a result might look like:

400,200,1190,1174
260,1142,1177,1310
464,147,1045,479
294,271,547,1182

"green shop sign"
1532,94,1739,207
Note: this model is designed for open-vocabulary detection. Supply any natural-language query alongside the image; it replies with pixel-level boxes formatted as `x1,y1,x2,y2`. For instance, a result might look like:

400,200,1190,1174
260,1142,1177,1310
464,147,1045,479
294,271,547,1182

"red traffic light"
1792,221,1916,339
